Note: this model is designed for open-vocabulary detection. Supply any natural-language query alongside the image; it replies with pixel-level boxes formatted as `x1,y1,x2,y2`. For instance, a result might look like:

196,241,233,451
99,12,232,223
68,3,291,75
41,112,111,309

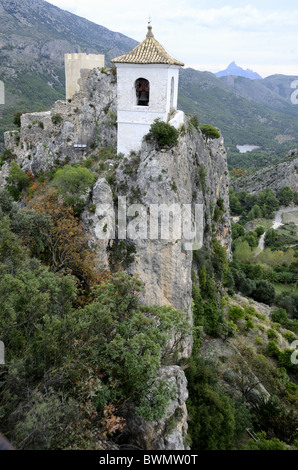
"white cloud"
47,1,298,77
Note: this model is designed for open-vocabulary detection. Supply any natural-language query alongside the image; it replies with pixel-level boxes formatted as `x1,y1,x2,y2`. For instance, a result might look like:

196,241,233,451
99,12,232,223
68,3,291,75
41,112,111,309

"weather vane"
148,15,152,25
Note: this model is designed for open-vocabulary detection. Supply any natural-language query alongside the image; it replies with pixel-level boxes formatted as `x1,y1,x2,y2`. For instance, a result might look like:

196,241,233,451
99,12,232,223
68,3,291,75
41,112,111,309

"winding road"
256,206,298,254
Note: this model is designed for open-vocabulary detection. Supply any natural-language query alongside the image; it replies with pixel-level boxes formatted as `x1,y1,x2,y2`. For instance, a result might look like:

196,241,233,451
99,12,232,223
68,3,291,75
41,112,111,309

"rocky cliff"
232,149,298,195
0,66,231,450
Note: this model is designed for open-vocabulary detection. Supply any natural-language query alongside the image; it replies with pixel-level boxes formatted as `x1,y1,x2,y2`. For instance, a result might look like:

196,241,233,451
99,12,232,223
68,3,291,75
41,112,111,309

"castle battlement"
65,53,105,100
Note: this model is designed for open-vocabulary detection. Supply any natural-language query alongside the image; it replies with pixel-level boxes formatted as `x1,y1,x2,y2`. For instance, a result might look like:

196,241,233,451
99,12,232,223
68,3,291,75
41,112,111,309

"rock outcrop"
0,66,232,450
232,150,298,195
2,67,117,177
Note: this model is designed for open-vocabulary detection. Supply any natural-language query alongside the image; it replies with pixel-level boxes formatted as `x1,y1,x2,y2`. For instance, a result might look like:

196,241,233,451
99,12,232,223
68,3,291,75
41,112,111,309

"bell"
139,91,148,104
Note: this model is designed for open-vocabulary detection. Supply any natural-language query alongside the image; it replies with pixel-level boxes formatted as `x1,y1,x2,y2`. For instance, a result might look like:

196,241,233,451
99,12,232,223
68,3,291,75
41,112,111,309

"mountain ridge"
1,0,298,160
216,61,262,80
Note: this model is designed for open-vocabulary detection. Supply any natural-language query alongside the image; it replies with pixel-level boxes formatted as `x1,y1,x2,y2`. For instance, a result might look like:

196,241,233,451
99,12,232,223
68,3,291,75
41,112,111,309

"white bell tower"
111,25,184,156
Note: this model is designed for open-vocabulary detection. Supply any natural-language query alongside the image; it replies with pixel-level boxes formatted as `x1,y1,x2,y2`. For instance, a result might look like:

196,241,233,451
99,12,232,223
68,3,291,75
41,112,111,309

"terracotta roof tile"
111,26,184,66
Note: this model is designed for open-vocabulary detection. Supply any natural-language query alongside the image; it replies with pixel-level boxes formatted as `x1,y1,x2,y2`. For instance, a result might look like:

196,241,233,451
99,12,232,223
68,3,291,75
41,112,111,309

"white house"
111,25,184,156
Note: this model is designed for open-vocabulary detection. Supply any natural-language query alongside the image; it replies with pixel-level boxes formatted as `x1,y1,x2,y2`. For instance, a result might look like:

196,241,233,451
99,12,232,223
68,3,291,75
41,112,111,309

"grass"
282,211,298,225
273,282,298,296
244,217,274,232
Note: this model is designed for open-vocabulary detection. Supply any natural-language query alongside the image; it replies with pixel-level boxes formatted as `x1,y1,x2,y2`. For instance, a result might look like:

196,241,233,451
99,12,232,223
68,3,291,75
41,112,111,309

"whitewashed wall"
115,63,181,156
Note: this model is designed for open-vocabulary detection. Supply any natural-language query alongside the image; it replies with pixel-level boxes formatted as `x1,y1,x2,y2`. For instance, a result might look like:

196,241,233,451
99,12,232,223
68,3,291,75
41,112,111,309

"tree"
52,165,95,215
186,358,239,450
229,189,243,215
13,111,26,128
26,182,99,288
278,186,294,206
264,228,278,247
232,223,245,239
68,273,191,420
242,431,289,450
248,204,263,220
5,161,31,200
233,241,253,264
200,124,220,141
250,396,298,444
224,353,261,401
252,279,275,305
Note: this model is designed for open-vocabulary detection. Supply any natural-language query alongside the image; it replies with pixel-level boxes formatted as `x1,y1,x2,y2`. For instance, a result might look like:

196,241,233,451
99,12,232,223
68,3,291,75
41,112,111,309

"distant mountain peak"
216,62,262,80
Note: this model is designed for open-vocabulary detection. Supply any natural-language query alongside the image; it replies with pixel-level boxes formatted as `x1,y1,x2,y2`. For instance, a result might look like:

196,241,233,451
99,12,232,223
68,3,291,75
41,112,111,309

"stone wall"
65,53,105,100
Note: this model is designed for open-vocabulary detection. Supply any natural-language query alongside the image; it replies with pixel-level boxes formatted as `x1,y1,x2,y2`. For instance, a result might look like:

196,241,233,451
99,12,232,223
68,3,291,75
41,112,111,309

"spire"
146,25,154,39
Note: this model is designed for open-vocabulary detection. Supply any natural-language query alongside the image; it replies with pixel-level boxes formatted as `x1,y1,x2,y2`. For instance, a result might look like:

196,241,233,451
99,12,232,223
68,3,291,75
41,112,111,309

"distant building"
65,53,105,100
111,25,184,156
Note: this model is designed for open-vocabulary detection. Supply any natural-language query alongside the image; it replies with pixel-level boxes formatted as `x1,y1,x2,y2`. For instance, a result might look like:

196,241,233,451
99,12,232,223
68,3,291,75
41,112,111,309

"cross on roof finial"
146,18,154,38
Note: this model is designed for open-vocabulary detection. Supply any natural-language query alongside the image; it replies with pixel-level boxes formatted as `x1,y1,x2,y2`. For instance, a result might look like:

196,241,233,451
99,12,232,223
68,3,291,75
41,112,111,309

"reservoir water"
237,145,260,153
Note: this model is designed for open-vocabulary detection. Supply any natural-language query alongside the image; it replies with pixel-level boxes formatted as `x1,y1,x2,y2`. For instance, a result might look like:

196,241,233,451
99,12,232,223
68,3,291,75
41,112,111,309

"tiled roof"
111,26,184,66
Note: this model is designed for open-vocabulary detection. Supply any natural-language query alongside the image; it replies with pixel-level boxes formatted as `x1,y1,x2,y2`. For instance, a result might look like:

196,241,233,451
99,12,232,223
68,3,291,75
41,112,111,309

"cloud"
47,1,298,76
163,5,298,32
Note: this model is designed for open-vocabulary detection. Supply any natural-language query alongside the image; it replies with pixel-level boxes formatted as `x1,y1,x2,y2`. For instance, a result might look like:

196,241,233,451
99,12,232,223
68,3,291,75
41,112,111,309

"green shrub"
51,114,62,125
52,164,95,214
271,308,289,326
188,114,199,130
251,280,276,305
255,336,263,345
283,330,296,343
266,340,281,358
267,328,278,340
5,161,30,200
228,306,245,323
245,319,255,331
145,118,179,148
244,305,258,317
200,124,220,141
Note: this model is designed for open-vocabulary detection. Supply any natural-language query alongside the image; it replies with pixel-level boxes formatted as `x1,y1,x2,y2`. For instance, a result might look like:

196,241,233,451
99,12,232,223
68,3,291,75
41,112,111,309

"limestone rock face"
1,67,117,179
232,151,298,195
81,177,115,272
120,366,189,450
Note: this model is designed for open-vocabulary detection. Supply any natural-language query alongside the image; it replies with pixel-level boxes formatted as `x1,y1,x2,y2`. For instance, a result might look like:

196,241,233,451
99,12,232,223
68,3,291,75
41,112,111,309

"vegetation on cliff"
0,173,191,449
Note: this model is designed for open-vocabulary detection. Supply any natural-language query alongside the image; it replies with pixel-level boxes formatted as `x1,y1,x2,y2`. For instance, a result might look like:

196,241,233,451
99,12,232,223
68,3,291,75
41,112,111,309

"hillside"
0,0,138,149
178,68,298,154
220,74,298,118
232,150,298,195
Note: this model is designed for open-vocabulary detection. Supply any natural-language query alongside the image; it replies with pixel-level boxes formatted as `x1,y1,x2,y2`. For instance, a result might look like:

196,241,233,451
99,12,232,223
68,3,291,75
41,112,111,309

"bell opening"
135,78,150,106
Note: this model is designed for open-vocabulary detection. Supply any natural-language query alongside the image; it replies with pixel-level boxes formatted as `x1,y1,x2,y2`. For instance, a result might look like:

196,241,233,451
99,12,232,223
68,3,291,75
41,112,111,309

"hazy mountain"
178,68,298,154
216,61,262,80
219,74,298,117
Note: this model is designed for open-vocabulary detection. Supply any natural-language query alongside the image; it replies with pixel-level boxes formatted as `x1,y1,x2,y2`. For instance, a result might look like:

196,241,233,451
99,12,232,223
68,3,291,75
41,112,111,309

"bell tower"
111,25,184,156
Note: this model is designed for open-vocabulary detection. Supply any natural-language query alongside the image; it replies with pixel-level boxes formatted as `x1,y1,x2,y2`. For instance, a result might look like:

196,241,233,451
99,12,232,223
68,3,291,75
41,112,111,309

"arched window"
135,78,150,106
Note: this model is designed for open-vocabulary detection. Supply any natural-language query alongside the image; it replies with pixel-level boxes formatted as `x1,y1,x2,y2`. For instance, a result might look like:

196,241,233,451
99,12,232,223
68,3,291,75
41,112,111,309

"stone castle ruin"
64,53,105,101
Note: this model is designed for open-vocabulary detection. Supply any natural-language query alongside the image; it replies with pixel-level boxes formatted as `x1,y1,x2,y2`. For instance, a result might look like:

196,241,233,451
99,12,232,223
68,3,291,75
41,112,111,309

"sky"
47,0,298,78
